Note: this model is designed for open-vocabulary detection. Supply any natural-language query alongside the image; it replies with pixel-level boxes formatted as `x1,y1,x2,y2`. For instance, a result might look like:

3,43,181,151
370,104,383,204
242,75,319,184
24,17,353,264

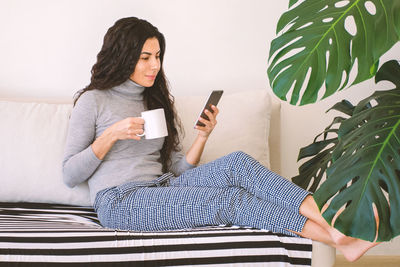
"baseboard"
334,255,400,267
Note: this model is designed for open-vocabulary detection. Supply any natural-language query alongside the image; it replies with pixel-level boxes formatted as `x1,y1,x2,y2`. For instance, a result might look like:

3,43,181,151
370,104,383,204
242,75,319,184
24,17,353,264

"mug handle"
136,116,145,137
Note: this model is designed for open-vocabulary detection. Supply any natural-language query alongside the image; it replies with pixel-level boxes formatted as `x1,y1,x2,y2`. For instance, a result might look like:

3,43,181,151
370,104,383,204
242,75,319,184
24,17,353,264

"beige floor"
334,256,400,267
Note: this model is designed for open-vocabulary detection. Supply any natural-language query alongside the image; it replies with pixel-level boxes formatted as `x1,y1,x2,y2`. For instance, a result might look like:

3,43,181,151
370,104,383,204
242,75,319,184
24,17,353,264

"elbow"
63,176,76,188
62,171,76,188
62,162,77,188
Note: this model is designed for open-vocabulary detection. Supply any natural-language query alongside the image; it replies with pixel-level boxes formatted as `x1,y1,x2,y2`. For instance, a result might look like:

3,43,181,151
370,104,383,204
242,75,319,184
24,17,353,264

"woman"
63,17,377,262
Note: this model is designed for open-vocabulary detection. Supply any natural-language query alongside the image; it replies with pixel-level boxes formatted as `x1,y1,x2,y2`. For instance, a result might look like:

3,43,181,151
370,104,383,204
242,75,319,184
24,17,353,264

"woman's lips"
146,75,156,80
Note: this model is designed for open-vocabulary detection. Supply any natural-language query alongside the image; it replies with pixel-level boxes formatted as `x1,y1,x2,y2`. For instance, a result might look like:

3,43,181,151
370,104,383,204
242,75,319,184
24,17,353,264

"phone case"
195,90,224,127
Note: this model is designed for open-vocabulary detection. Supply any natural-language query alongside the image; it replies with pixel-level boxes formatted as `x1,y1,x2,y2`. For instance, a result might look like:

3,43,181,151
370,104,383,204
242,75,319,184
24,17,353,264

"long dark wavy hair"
74,17,182,172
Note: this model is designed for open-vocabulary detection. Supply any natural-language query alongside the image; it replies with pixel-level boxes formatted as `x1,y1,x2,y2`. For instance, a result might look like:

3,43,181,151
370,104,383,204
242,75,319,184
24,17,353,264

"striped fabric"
0,202,312,266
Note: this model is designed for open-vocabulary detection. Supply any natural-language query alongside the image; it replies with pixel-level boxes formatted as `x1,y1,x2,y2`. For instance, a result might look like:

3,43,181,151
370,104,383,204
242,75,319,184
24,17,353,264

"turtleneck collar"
109,79,145,101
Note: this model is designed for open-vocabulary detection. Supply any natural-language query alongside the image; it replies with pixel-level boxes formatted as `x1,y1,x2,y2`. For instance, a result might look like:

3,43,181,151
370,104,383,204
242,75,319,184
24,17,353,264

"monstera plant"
267,0,400,242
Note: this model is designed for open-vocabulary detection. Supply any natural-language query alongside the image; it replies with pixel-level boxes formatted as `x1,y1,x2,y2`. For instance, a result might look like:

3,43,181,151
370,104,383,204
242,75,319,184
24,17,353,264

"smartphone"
194,90,224,128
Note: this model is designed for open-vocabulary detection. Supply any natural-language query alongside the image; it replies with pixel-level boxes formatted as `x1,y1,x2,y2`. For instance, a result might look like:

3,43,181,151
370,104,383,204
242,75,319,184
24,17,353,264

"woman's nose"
150,58,160,70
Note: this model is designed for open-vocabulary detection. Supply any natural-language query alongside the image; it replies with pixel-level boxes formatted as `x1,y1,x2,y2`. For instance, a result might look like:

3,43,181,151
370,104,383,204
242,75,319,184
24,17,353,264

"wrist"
92,128,117,160
197,133,209,141
102,127,118,144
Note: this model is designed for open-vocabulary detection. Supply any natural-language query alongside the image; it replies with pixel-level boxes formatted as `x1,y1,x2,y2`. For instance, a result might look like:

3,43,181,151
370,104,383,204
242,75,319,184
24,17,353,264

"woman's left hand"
195,105,219,138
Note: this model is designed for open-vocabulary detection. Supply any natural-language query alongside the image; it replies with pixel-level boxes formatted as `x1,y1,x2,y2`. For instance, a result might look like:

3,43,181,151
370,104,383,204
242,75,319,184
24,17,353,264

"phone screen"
194,90,224,127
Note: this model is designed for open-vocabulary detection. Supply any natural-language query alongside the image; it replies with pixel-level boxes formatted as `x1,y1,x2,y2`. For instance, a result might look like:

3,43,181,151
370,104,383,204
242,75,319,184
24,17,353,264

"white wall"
0,0,282,99
1,0,399,255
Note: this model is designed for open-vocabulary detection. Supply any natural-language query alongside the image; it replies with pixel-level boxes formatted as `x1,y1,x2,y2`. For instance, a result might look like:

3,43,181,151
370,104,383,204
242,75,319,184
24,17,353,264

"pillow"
0,100,91,206
175,90,271,167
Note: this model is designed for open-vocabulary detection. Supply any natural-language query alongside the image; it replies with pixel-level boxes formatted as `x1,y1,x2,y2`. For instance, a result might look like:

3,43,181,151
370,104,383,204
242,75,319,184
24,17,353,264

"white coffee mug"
137,108,168,139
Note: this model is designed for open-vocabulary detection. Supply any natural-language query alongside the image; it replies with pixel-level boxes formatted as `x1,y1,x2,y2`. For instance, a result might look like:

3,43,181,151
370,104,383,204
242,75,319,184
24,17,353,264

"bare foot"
328,226,356,245
329,207,381,262
335,238,380,262
327,204,380,245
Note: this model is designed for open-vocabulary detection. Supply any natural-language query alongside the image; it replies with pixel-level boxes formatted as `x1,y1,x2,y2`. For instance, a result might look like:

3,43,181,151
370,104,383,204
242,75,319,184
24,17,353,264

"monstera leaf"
268,0,400,105
313,60,400,241
293,100,355,192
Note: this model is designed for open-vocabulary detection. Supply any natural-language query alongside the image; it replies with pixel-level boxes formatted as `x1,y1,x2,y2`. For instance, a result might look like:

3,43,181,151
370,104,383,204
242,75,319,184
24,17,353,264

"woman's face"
130,37,161,87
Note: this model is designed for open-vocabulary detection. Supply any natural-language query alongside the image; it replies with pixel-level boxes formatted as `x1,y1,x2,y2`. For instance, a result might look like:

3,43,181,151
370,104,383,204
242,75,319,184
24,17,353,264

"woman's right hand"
109,117,145,141
91,117,144,160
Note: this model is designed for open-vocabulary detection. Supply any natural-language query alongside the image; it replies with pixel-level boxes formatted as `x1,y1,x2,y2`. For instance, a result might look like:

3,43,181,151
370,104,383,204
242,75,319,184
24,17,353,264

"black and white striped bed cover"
0,202,312,266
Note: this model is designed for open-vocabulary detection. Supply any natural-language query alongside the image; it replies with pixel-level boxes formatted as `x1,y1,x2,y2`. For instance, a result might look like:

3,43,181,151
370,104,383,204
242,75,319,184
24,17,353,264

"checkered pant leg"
233,189,308,235
95,184,306,236
171,151,310,214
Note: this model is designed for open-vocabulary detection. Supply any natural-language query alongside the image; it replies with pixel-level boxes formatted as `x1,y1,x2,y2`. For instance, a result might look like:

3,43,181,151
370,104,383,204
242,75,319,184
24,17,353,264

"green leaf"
327,99,356,116
375,60,400,87
293,138,337,192
314,61,400,241
268,0,400,105
289,0,301,7
292,101,355,192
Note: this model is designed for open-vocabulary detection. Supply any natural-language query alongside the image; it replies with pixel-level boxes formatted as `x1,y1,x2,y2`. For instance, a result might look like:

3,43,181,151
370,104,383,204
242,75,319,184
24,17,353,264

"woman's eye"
141,57,149,61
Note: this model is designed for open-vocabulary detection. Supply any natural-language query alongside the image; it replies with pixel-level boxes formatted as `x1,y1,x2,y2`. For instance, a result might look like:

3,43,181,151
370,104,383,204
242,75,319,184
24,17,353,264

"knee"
227,151,253,162
221,151,253,169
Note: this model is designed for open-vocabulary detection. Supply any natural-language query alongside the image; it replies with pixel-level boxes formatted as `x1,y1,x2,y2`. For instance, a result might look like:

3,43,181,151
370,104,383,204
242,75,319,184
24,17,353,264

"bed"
0,202,312,266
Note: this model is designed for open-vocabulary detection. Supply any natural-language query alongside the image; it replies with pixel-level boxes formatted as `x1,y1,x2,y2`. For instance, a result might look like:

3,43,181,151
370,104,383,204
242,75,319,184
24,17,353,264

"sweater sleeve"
62,92,102,188
168,150,196,176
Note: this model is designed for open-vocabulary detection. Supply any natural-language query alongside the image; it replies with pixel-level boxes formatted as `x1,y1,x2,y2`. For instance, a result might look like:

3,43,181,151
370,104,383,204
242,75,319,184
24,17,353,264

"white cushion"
176,90,271,167
0,100,91,206
0,90,271,205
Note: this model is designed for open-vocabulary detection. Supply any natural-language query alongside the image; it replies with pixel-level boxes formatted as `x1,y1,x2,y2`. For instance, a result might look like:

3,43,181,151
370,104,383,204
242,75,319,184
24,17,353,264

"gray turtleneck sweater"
62,80,195,203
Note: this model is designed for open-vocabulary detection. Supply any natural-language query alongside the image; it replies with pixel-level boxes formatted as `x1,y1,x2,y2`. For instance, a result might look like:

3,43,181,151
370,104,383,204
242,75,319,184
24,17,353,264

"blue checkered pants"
94,151,310,236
